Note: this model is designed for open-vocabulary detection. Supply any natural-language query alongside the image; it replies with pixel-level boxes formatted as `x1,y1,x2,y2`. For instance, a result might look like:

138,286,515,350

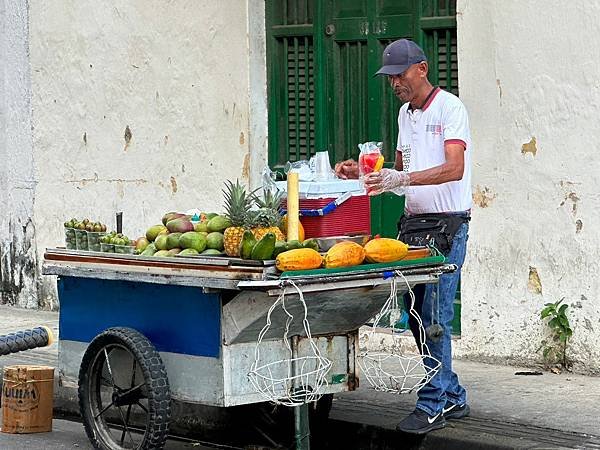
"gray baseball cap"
375,39,427,76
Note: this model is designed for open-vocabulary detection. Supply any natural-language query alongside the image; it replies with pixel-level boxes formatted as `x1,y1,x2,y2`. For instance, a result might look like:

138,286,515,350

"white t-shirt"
397,88,472,214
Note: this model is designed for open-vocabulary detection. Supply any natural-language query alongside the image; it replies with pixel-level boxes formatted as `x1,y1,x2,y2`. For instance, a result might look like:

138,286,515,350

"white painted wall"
0,0,39,308
27,1,267,305
455,0,600,373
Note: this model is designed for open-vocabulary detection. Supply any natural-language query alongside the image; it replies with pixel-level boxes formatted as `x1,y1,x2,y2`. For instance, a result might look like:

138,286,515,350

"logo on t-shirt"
426,124,442,135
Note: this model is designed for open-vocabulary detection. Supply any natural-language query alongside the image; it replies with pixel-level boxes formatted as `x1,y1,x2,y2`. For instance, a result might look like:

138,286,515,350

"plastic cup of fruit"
359,152,385,193
75,229,89,251
64,228,77,250
87,232,107,252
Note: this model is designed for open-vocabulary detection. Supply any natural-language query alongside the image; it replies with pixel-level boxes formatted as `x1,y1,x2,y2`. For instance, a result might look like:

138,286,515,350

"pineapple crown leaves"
222,180,256,227
252,188,284,227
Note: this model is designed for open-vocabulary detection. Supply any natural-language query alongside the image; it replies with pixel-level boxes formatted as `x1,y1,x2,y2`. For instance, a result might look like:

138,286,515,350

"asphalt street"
0,418,222,450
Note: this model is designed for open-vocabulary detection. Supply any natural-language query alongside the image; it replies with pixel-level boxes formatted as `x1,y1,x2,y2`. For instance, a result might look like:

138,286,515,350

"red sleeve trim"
445,139,467,149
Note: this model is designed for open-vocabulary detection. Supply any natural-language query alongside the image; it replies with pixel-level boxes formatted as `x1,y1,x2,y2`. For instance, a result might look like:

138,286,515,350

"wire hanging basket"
358,272,441,394
248,280,333,407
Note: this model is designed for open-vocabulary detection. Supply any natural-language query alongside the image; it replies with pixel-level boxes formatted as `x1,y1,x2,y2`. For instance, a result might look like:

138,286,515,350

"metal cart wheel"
78,327,171,450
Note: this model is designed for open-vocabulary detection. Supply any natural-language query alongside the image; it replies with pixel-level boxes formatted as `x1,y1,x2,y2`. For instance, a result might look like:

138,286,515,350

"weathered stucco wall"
0,0,40,308
455,0,600,372
28,1,265,306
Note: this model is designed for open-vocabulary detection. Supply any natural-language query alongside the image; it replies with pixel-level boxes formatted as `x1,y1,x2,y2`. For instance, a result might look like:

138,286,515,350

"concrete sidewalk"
1,304,599,449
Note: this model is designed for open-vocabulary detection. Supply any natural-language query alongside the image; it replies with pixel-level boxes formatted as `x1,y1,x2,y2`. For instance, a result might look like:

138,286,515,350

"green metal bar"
344,42,351,154
294,0,299,24
304,36,311,154
433,0,438,17
358,40,364,151
294,37,301,161
433,30,439,86
420,16,456,30
292,335,310,450
313,0,327,151
283,0,287,25
271,24,314,37
446,28,451,91
284,38,290,162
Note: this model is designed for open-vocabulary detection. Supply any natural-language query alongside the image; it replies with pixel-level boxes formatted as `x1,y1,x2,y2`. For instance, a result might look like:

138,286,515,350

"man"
335,39,472,434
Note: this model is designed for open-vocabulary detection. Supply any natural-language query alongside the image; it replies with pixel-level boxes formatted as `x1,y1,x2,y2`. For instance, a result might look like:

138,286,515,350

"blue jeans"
403,222,469,415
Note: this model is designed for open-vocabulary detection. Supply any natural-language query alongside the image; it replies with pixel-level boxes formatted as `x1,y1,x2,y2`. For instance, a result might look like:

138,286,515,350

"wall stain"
473,185,496,208
0,219,38,307
170,176,178,194
241,153,250,180
239,131,245,145
116,180,124,199
575,219,583,233
527,266,542,294
521,137,537,156
124,125,132,151
496,79,502,101
83,132,87,145
559,191,580,215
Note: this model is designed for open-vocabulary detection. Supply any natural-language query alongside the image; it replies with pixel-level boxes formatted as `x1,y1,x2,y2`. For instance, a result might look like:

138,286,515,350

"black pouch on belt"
397,213,470,256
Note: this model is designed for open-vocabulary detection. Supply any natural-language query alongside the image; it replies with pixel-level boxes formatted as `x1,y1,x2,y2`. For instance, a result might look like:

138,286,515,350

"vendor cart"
43,248,454,449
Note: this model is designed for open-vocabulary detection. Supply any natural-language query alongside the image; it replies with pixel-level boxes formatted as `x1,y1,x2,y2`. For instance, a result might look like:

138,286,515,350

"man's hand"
364,168,410,196
334,159,359,179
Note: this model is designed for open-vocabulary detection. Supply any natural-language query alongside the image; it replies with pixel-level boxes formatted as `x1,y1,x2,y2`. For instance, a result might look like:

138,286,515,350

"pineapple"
222,180,253,257
252,188,286,242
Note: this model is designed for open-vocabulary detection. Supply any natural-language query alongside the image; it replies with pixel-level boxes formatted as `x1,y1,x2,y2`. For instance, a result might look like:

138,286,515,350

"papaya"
251,232,276,260
364,238,409,263
324,241,365,269
239,230,257,260
276,248,323,271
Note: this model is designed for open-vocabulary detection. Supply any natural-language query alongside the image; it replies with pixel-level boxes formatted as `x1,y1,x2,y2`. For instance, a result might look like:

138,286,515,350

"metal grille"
286,36,315,162
431,29,458,96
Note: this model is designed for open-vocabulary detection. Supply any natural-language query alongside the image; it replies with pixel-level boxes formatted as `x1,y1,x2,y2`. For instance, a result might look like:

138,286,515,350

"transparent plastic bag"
358,142,384,178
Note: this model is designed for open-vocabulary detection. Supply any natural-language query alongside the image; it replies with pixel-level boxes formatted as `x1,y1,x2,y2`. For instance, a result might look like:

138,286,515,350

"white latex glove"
363,168,410,196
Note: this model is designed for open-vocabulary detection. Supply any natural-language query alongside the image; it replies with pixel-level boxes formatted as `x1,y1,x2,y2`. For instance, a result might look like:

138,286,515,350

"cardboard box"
1,365,54,434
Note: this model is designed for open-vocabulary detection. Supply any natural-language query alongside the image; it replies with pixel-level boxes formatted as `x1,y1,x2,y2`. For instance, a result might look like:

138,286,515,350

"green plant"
540,298,573,369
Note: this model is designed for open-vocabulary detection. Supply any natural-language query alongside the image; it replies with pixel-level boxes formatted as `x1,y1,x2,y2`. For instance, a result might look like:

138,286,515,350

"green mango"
302,239,320,252
251,232,276,260
272,241,288,258
240,230,257,260
207,215,232,233
179,232,207,252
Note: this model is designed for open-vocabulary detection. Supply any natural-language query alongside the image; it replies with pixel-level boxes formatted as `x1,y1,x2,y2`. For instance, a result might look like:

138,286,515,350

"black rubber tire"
78,327,171,450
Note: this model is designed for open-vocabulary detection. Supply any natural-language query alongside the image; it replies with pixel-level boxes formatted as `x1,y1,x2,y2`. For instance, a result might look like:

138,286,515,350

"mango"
135,237,149,252
146,224,168,242
154,234,169,251
179,232,207,252
153,250,170,257
206,232,225,251
179,248,200,256
201,249,223,256
140,243,157,256
166,218,194,233
207,215,232,233
194,221,209,233
162,212,189,225
166,232,182,250
167,248,182,256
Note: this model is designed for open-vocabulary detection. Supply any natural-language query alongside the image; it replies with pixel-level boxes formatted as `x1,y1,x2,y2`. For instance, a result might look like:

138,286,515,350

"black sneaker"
396,408,446,434
442,401,470,420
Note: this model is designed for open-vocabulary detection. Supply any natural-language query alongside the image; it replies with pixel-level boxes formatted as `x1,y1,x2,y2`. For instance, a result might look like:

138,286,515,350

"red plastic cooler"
299,195,371,238
275,179,371,239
